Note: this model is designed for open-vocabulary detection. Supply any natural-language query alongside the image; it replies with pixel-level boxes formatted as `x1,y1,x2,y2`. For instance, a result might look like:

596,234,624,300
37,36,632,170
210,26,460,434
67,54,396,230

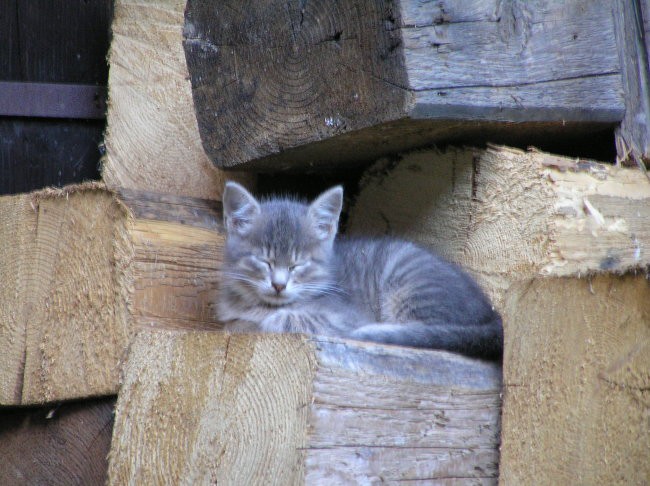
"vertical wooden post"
613,0,650,175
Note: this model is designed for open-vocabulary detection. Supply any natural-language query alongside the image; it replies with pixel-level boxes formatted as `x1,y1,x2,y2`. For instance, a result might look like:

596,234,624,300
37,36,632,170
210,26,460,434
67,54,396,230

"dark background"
0,0,113,195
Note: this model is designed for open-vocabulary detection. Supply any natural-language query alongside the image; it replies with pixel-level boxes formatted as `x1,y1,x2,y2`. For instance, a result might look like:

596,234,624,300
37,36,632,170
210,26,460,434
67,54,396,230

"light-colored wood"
0,185,224,405
118,189,224,330
108,332,502,485
0,184,131,405
0,193,38,403
103,0,253,199
348,145,650,485
349,145,650,306
501,275,650,485
183,0,623,170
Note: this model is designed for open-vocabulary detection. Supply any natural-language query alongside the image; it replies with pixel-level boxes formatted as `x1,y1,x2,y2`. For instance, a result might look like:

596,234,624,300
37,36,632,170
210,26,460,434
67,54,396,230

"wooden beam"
347,145,650,484
501,275,650,484
349,145,650,306
0,184,132,405
102,0,253,200
117,188,224,330
183,0,623,170
614,0,650,171
0,398,115,485
108,331,502,484
0,184,224,405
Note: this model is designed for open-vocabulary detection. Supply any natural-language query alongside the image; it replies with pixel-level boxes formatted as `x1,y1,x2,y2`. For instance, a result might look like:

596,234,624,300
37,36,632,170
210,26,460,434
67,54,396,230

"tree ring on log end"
183,0,409,169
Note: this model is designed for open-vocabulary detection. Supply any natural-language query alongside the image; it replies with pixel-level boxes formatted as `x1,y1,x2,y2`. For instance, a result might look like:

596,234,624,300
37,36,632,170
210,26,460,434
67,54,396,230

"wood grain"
103,0,253,199
117,188,224,330
184,0,623,170
0,397,115,486
501,275,650,485
613,0,650,168
349,145,650,306
0,184,131,405
0,184,225,405
0,193,36,403
348,144,650,485
108,331,501,484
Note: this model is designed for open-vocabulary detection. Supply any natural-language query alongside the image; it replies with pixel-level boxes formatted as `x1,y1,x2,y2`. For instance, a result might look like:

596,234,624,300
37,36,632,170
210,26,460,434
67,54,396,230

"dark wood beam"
184,0,624,171
613,0,650,176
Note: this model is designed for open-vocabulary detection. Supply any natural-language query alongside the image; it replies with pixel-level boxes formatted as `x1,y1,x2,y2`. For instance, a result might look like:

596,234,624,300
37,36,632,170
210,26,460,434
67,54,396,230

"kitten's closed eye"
289,261,308,272
251,256,272,270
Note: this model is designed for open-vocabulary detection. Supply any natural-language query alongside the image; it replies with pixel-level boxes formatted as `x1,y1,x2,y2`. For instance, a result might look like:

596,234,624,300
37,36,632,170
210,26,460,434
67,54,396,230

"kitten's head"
221,182,343,306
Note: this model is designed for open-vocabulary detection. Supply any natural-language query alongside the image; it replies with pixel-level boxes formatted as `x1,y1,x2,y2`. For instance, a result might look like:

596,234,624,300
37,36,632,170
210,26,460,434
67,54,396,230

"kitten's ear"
223,181,260,236
308,186,343,241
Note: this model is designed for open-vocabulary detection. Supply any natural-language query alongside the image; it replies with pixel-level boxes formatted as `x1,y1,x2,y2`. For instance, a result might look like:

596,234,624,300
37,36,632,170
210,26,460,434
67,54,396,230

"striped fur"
218,182,503,360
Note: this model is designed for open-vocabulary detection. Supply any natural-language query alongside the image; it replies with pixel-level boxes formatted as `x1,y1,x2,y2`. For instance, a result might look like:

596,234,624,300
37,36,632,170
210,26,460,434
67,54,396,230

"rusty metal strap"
0,81,107,119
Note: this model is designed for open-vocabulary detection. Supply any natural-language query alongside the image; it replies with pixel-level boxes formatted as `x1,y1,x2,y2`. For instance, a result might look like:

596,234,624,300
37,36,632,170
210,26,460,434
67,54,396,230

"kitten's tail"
349,318,503,361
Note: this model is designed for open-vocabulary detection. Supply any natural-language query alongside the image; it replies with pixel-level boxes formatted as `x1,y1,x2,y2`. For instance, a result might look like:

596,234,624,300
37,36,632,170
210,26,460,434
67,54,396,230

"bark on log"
108,331,502,485
347,145,650,485
0,397,115,485
183,0,623,170
103,0,253,198
0,184,224,405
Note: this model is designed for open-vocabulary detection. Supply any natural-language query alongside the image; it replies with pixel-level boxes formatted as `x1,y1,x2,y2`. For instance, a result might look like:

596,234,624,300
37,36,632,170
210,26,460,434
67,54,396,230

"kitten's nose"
272,282,286,294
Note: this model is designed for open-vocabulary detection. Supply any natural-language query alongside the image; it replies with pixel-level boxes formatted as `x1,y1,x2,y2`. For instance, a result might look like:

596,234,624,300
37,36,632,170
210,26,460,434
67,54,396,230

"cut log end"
183,0,410,169
183,0,623,171
108,331,502,485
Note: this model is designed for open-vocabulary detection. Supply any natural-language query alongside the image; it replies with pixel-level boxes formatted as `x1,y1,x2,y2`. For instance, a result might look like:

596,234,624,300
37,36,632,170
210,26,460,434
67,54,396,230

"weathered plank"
183,0,623,170
0,184,224,405
0,397,115,485
108,331,501,485
613,0,650,171
349,145,650,306
103,0,253,199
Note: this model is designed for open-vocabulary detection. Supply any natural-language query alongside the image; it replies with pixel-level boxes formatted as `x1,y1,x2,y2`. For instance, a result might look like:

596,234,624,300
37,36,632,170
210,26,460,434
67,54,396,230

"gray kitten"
217,182,503,360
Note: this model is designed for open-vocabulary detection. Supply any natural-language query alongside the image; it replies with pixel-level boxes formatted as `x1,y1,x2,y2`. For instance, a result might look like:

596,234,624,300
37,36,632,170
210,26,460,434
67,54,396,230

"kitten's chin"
259,293,294,306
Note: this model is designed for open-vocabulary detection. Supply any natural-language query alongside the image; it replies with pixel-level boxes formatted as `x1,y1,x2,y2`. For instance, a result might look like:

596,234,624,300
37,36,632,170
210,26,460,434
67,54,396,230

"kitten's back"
334,237,503,358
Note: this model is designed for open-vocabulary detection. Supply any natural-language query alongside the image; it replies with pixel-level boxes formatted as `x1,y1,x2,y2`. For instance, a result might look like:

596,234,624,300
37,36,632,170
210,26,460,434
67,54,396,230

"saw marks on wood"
108,332,501,485
183,0,408,170
501,275,650,485
103,0,250,199
108,332,314,486
349,145,650,305
0,185,131,405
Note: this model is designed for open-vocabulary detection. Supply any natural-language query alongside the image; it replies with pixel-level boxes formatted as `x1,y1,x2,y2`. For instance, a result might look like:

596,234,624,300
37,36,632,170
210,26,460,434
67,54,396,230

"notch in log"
183,0,623,171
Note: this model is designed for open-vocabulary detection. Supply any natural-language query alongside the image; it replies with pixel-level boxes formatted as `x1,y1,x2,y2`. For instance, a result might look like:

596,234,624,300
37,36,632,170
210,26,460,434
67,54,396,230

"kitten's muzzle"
272,282,286,294
271,268,289,294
